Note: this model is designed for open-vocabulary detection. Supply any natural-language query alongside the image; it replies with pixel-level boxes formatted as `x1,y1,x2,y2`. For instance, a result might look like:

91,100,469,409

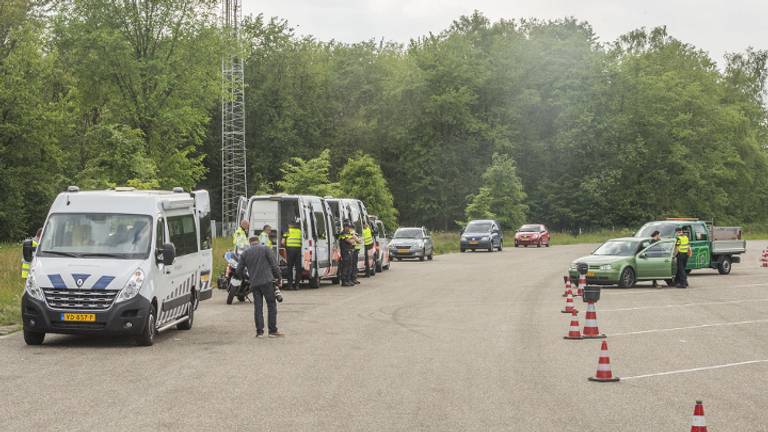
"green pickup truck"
634,219,746,275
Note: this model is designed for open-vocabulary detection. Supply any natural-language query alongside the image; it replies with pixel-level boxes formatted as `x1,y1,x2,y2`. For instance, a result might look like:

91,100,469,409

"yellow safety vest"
233,227,248,250
363,227,374,247
352,230,362,250
21,239,39,279
259,232,272,248
285,227,302,248
676,235,690,253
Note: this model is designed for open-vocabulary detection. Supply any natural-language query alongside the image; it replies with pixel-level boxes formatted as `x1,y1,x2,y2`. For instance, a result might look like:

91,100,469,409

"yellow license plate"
469,241,479,245
201,273,210,282
398,249,409,253
61,313,96,322
587,271,596,277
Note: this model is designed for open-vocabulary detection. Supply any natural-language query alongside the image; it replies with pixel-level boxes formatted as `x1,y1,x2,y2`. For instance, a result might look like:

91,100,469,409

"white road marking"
601,297,768,312
622,359,768,380
610,318,768,336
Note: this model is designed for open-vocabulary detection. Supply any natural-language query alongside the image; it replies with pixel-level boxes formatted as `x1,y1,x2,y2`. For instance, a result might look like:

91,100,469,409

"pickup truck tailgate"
713,239,746,254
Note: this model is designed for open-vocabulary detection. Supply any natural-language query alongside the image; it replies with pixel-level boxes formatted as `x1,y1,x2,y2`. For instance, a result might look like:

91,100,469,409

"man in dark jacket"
237,236,284,337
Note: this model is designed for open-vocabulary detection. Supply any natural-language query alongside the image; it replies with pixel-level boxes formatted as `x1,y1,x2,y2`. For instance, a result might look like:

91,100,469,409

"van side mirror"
157,242,176,266
23,239,36,262
459,229,464,235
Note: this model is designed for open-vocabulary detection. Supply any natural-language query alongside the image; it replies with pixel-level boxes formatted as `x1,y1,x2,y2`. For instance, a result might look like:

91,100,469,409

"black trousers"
253,282,277,334
676,253,689,287
364,245,374,275
344,250,357,283
352,249,360,281
286,247,302,288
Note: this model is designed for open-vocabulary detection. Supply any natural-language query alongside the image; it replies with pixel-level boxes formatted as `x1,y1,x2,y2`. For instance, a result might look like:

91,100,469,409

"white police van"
21,187,213,346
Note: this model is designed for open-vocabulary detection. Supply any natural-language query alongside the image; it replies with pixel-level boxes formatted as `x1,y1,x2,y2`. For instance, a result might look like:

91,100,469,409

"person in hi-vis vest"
282,220,302,290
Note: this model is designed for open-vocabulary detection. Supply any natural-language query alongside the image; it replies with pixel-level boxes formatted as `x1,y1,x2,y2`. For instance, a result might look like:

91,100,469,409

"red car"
514,224,550,247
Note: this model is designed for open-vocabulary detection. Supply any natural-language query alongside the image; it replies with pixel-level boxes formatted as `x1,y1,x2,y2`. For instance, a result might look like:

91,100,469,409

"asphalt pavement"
2,242,768,431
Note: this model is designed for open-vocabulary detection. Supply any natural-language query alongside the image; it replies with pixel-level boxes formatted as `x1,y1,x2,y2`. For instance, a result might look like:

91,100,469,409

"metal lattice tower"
221,0,247,234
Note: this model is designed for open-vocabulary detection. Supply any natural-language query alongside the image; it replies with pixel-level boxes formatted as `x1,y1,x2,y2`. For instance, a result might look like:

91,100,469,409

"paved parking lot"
2,242,767,431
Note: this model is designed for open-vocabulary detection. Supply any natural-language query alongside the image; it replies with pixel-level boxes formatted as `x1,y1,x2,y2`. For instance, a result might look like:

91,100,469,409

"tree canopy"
1,4,767,241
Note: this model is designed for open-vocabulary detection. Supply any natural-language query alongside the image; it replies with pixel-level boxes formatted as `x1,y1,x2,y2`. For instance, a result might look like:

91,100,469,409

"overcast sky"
242,0,766,66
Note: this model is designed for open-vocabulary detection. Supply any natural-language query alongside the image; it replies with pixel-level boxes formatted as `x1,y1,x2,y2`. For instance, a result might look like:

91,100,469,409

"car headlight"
116,269,145,303
25,273,44,301
599,264,613,271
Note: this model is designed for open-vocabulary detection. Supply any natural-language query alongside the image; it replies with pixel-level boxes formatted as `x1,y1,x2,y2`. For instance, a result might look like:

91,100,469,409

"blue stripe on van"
47,274,67,289
92,276,115,290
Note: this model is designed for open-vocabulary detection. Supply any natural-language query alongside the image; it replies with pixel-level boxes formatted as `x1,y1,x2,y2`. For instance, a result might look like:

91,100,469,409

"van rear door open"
192,190,213,301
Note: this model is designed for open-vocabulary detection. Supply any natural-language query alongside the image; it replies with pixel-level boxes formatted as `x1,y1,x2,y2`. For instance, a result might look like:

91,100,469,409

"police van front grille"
43,288,119,310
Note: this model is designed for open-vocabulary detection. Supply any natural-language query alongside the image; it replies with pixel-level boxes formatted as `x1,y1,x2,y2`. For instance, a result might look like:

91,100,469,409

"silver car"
389,227,434,261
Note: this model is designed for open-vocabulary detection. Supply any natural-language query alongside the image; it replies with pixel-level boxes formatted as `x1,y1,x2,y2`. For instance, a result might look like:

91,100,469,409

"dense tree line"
1,2,766,241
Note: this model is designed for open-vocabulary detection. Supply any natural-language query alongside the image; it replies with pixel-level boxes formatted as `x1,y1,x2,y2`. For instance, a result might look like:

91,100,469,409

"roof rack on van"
666,217,699,221
172,187,184,193
114,187,136,192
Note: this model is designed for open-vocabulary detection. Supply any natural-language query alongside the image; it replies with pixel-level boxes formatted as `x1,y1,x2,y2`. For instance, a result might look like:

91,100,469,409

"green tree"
277,149,340,196
339,153,398,228
465,153,527,229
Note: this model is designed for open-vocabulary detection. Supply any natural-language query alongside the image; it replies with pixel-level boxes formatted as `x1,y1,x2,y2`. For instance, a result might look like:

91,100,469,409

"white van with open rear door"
325,197,374,275
244,194,340,287
21,187,212,346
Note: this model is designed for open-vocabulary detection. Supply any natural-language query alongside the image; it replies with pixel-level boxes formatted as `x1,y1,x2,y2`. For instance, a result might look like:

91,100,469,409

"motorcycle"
223,251,252,305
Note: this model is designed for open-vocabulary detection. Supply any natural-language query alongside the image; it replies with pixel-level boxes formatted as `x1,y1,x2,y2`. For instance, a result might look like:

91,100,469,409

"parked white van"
21,187,213,346
244,194,340,287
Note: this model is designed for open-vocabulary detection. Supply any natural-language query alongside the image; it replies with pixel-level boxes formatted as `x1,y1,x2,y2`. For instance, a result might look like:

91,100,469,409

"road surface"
2,243,768,431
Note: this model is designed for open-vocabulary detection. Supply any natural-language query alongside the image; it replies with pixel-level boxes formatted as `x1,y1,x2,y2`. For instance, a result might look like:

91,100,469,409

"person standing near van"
233,219,250,253
675,227,692,288
282,220,303,290
237,236,284,337
362,222,375,277
259,224,273,248
350,226,362,284
339,224,355,286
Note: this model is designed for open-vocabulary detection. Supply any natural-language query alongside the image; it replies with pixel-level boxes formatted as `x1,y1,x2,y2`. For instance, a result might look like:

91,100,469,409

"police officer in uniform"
233,219,250,253
282,220,302,290
350,226,362,284
675,227,692,288
339,224,356,286
362,222,375,277
259,224,273,248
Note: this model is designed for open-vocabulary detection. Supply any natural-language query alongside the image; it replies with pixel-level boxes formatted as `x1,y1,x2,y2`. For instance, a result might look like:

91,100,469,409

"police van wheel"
23,329,45,346
135,306,156,346
177,294,195,331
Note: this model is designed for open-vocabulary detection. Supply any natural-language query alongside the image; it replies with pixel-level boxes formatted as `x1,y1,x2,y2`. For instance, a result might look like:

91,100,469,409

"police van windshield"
394,228,423,239
465,222,492,233
635,222,678,238
38,213,153,259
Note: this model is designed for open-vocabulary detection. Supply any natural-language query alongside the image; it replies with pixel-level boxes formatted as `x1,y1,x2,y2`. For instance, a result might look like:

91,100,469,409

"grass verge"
0,243,23,327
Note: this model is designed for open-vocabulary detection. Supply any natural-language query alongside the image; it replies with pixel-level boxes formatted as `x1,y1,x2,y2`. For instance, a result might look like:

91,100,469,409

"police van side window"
314,212,327,240
167,215,198,256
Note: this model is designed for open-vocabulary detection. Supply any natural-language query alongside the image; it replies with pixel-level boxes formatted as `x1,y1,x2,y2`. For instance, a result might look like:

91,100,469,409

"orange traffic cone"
588,340,619,382
562,276,573,297
561,291,578,314
576,273,585,297
563,310,582,339
690,400,708,431
582,302,606,339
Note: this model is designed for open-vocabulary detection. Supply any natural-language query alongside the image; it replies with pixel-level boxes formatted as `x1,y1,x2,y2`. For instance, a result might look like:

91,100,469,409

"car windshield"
519,225,540,232
394,228,423,239
635,222,678,238
465,222,491,233
38,213,153,259
593,240,641,256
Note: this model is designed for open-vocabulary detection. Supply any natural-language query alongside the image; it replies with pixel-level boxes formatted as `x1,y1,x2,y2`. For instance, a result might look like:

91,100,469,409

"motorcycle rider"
237,236,283,337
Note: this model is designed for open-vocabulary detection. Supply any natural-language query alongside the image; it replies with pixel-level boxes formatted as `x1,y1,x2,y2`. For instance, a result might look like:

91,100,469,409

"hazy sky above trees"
244,0,765,67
